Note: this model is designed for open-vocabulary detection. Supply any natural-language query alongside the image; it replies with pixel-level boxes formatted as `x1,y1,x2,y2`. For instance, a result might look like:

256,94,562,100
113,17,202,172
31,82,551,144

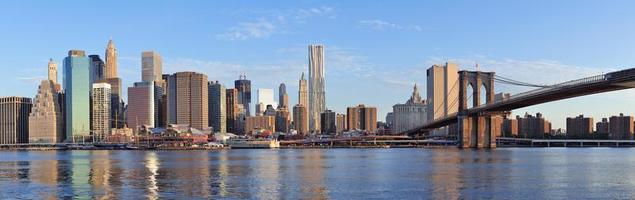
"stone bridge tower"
458,71,496,148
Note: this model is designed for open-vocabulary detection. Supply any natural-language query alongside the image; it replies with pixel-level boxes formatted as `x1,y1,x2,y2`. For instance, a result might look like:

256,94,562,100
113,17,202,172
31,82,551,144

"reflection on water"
2,148,635,199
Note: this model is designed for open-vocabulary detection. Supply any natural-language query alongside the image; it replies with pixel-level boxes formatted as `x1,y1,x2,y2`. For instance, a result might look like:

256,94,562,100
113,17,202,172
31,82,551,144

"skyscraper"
298,72,308,107
89,55,105,84
278,83,289,109
321,110,336,135
0,97,32,144
426,62,458,136
226,88,239,133
48,58,57,84
91,83,111,141
308,44,326,132
347,104,378,133
293,104,308,135
142,51,162,82
29,80,64,143
235,75,251,116
64,50,91,142
127,82,155,133
256,88,276,115
104,39,117,79
167,72,208,130
208,81,226,133
275,108,290,133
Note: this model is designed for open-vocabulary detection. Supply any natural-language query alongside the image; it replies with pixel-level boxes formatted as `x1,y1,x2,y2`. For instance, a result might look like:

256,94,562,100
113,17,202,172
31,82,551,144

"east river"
1,148,635,199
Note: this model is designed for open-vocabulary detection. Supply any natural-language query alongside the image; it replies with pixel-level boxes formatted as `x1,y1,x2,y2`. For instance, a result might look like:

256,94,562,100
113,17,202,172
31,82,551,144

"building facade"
566,115,594,139
208,81,226,133
91,83,111,141
502,118,519,137
64,50,91,141
29,80,64,143
336,113,346,134
235,75,251,116
127,81,155,133
308,44,326,133
104,39,117,79
167,72,209,130
245,116,275,135
275,108,290,133
255,88,276,116
347,104,378,133
278,83,289,109
0,97,32,144
392,84,428,134
609,113,634,140
142,51,162,82
596,118,609,135
517,113,551,139
426,62,458,136
226,88,239,134
89,55,105,84
293,104,308,135
320,110,337,135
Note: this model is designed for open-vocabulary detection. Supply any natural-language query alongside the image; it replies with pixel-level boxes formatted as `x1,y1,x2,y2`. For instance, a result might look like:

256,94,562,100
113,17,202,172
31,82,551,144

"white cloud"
358,19,422,32
217,6,335,40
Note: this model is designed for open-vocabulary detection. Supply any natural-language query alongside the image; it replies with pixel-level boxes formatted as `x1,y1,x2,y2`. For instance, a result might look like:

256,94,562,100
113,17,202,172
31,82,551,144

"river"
1,148,634,199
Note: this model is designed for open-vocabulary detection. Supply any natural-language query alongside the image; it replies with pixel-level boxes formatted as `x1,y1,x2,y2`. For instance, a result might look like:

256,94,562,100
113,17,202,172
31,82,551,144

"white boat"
226,139,280,149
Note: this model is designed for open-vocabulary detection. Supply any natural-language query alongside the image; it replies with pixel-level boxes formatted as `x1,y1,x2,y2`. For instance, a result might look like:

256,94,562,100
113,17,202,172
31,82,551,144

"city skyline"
3,1,635,129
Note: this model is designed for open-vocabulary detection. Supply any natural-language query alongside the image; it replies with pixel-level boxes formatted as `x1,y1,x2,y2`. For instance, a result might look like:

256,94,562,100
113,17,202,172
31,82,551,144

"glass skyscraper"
63,50,91,142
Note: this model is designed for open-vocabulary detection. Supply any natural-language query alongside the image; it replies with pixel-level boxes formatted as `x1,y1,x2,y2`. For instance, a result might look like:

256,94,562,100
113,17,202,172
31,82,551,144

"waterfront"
1,148,635,199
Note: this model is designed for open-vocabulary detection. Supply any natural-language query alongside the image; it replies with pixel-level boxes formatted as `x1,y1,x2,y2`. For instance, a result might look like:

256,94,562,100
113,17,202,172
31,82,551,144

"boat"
226,139,280,149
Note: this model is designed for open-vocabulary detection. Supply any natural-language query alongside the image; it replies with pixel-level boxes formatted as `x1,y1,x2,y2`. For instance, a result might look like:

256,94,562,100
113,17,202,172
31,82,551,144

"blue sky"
2,1,635,129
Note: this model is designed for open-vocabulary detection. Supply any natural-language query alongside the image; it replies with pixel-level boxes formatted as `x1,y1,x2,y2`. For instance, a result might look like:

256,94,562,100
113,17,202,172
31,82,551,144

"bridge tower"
458,71,496,148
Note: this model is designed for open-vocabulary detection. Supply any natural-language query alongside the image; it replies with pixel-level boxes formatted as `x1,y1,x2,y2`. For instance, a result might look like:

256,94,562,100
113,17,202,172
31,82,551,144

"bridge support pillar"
457,70,497,148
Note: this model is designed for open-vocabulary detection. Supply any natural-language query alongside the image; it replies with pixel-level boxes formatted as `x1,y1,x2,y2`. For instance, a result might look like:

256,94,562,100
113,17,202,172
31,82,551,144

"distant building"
0,97,32,144
91,83,111,141
609,113,633,140
278,83,289,109
104,39,117,79
293,104,309,135
208,81,226,133
48,58,58,84
566,115,593,139
385,112,394,132
142,51,162,82
336,113,346,134
347,104,378,133
263,105,277,117
64,50,91,141
167,72,208,130
321,110,337,135
298,73,308,108
256,88,276,116
392,84,427,134
29,80,64,143
226,88,239,134
245,116,275,135
517,113,551,139
275,108,290,133
235,75,251,116
127,82,155,133
426,62,458,136
596,118,609,135
88,55,105,84
308,44,326,133
502,118,518,137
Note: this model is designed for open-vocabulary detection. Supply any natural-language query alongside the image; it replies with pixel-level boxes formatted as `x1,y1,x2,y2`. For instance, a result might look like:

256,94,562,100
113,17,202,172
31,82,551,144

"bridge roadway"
406,67,635,135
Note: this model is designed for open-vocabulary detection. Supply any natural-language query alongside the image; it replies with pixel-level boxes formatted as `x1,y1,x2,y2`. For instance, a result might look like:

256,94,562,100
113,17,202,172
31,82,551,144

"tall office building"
609,113,634,140
91,83,111,141
256,88,276,115
48,58,58,84
275,108,290,133
278,83,289,109
308,44,326,132
104,39,117,79
298,73,308,107
0,97,32,144
142,51,162,82
29,80,64,143
226,88,239,133
426,62,458,135
235,75,251,116
320,110,337,135
127,82,155,133
167,72,208,130
293,104,308,135
566,115,594,139
64,50,91,141
346,104,377,133
336,113,346,134
392,84,428,134
208,81,226,133
89,55,105,84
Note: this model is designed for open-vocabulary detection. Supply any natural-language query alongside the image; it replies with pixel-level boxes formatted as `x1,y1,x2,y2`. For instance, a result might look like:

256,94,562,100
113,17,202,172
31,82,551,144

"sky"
2,1,635,129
